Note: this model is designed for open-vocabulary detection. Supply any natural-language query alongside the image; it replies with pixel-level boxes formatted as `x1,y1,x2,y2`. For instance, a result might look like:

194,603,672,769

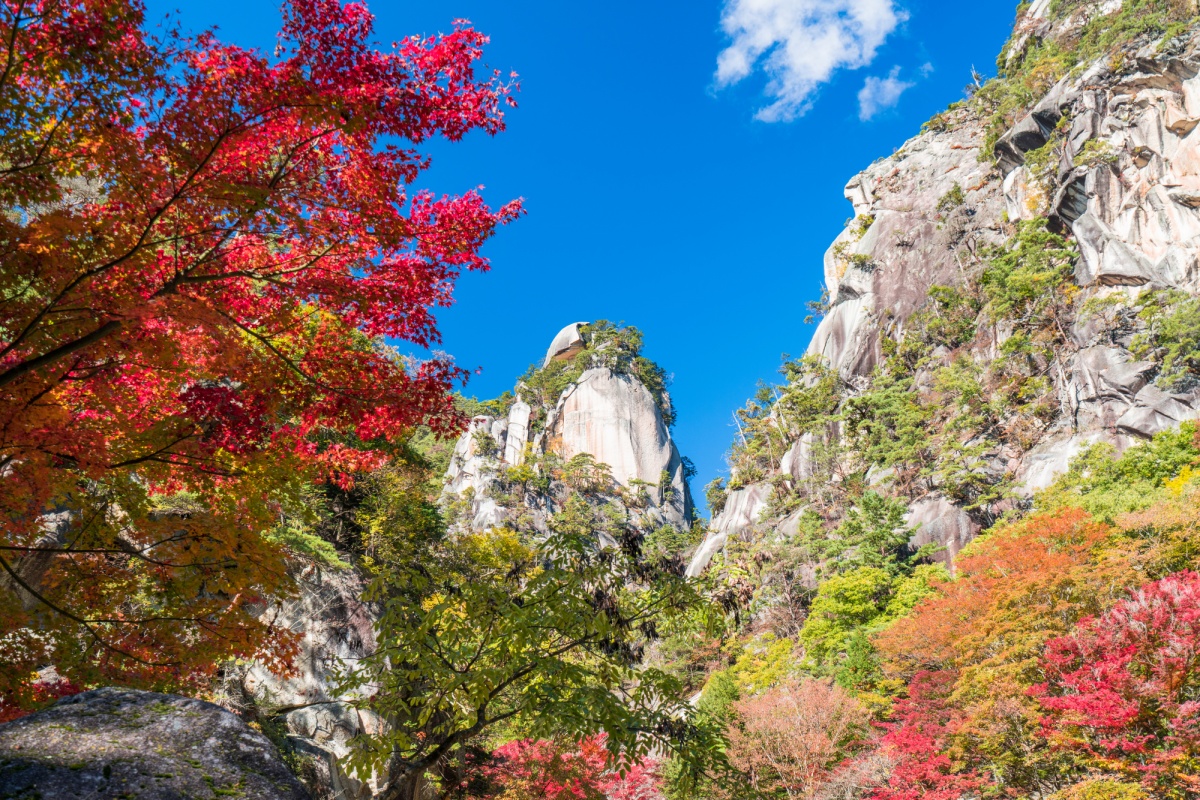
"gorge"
3,1,1200,799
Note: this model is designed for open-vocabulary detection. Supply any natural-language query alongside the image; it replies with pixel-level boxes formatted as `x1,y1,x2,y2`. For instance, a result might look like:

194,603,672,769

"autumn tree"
479,736,663,800
0,0,519,688
866,670,991,800
725,679,870,800
1034,570,1200,796
342,486,727,800
870,508,1125,793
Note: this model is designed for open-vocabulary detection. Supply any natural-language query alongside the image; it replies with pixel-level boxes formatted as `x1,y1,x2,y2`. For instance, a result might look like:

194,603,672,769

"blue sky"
148,0,1017,514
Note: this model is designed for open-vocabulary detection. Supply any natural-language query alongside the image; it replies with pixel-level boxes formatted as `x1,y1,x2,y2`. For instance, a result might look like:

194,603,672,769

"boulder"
0,687,310,800
543,322,587,367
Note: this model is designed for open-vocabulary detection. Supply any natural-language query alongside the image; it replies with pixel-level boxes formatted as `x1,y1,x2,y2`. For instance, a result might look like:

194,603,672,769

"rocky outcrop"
543,367,688,497
443,324,693,537
233,565,386,800
0,687,310,800
543,321,587,367
686,483,769,577
689,8,1200,576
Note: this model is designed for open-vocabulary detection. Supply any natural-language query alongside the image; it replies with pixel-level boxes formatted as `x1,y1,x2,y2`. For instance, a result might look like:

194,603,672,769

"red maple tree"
867,670,991,800
481,736,662,800
0,0,519,689
1034,570,1200,794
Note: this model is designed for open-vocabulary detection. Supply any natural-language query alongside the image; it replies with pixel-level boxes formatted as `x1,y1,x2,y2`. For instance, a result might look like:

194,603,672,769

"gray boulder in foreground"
0,687,310,800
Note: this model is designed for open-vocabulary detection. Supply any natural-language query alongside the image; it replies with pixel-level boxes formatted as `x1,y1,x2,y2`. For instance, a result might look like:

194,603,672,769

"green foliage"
894,285,982,368
727,634,799,694
800,566,894,668
1036,422,1200,521
794,491,943,682
264,520,351,569
796,561,945,686
728,356,841,487
824,491,924,576
409,393,513,480
844,370,932,485
520,321,676,427
849,214,876,238
704,477,728,516
696,669,739,729
560,452,615,494
981,219,1077,322
471,428,501,458
645,521,707,560
1049,778,1150,800
344,475,728,794
936,183,966,214
1073,138,1119,168
1131,289,1200,391
1022,122,1067,185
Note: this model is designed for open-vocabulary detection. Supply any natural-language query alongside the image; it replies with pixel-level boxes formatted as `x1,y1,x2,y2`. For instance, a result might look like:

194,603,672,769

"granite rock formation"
443,323,693,538
690,2,1200,576
0,688,310,800
230,565,386,800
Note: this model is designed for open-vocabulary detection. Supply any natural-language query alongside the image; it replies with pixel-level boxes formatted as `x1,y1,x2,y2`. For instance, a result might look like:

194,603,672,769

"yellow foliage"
1048,777,1148,800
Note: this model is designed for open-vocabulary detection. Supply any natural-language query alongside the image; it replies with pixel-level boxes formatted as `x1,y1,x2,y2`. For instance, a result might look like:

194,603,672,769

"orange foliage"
726,679,870,800
874,507,1118,680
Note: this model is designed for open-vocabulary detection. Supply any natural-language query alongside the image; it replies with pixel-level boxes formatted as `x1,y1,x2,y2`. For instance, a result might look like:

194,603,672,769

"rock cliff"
227,565,386,800
443,322,694,540
690,0,1200,577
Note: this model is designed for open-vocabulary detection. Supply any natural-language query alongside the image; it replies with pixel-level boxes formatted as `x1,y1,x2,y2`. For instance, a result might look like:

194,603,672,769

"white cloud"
715,0,906,122
856,65,913,120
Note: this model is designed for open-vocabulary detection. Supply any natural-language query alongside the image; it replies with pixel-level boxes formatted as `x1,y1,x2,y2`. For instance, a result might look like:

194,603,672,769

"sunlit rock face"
688,12,1200,577
235,565,388,800
443,324,693,536
686,483,770,578
543,321,587,367
546,368,685,491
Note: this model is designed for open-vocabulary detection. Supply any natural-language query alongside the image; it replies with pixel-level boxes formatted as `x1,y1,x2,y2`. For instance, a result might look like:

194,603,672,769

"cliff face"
691,0,1200,577
443,322,694,539
233,565,386,800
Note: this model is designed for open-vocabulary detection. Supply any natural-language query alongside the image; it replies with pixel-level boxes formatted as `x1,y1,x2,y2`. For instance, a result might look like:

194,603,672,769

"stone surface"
543,322,587,367
503,399,533,466
444,329,693,537
686,483,770,577
689,17,1200,577
905,496,980,566
0,687,310,800
548,368,687,495
237,565,386,800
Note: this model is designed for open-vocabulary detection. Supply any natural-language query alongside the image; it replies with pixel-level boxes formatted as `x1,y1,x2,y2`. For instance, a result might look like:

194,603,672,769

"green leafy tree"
826,491,922,576
343,485,727,799
980,219,1077,325
1132,290,1200,391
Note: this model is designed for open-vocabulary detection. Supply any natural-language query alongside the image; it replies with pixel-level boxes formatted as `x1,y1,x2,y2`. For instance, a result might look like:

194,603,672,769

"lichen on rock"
0,687,310,800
